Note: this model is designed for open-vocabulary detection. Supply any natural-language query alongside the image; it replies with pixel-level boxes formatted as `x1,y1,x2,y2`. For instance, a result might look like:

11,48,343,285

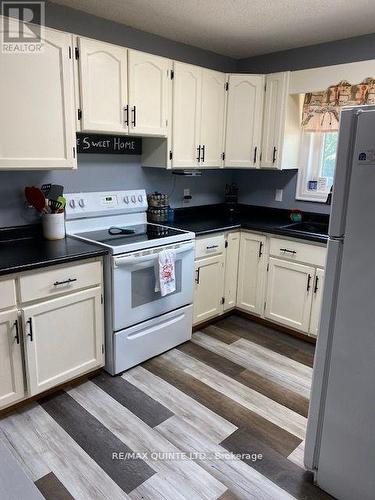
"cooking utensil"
25,186,46,213
48,199,63,214
41,183,51,197
57,196,66,211
48,184,64,202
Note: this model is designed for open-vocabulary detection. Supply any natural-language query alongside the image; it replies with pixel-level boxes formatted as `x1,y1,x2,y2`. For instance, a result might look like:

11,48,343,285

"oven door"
112,240,195,330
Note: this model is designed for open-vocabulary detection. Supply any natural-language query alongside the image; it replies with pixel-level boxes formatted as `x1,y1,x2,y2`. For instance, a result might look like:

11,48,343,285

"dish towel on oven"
155,249,176,296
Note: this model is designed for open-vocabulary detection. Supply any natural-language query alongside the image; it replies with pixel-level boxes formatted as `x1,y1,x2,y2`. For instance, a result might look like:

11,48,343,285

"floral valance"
302,78,375,132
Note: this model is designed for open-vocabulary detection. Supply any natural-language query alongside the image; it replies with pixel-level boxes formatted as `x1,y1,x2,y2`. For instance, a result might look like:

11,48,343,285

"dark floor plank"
142,356,301,457
178,341,309,417
92,371,173,427
215,314,315,367
35,472,74,500
221,428,333,500
201,324,240,344
40,391,155,494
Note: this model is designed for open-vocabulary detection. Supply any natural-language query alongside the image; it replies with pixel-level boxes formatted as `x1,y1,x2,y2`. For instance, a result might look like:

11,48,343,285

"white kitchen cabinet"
0,26,76,170
265,257,314,332
236,232,267,315
22,287,104,396
261,71,299,170
309,268,325,337
199,69,226,167
224,232,240,310
193,255,225,325
224,74,264,168
78,37,128,133
0,309,24,410
172,62,202,168
128,50,171,137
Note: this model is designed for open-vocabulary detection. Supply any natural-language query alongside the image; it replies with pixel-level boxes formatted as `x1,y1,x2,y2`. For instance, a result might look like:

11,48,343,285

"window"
296,129,338,202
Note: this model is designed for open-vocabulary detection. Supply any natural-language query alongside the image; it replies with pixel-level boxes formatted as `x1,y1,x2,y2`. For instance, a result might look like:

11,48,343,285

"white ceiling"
49,0,375,59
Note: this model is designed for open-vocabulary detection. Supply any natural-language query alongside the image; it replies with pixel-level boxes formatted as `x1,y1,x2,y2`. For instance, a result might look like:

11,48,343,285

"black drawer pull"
26,318,33,342
206,245,219,250
272,146,277,163
13,320,20,344
258,241,263,258
53,278,77,286
307,274,312,292
280,248,296,254
314,276,319,294
253,146,257,164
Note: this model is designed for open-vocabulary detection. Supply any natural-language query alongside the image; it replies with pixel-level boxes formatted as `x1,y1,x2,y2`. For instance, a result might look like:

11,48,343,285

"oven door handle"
113,242,195,267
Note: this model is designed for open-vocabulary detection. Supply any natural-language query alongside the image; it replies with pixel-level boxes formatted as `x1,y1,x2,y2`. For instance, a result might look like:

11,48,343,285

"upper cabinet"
0,26,76,170
128,50,171,137
224,74,264,168
78,38,128,133
171,63,226,168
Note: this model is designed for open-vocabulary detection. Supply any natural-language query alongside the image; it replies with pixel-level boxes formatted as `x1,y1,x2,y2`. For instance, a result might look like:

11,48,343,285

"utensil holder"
42,213,65,240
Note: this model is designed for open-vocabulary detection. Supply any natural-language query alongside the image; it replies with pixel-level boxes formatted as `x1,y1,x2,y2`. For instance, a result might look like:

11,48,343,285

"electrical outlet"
275,189,283,202
184,188,190,197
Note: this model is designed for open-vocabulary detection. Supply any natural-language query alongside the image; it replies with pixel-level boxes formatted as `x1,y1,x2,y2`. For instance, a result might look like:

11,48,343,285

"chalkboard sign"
76,133,142,155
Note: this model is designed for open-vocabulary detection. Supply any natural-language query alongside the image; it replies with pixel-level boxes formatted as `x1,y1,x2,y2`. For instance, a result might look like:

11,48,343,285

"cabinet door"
128,50,171,137
224,232,240,311
309,268,325,338
261,72,289,169
0,27,76,169
172,62,201,168
200,69,226,167
23,287,104,396
0,309,24,410
236,232,267,315
265,257,314,332
224,74,264,168
193,255,224,325
78,38,128,133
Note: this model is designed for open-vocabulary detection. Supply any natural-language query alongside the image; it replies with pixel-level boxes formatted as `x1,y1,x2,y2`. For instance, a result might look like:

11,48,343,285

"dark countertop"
167,204,329,244
0,225,108,277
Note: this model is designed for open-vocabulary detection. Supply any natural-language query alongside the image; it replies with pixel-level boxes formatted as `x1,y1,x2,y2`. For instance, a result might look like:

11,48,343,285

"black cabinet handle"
201,145,205,163
314,276,319,294
196,145,201,162
53,278,77,286
131,106,136,126
253,146,257,164
124,105,129,126
26,318,33,342
307,274,312,292
13,320,20,344
195,268,200,284
258,241,263,258
206,245,219,250
272,146,277,163
280,248,296,254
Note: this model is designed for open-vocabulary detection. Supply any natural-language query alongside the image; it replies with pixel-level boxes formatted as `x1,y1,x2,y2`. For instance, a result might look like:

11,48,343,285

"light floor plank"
123,365,237,443
0,404,130,500
192,332,312,398
288,441,305,469
156,415,295,500
68,381,227,499
163,349,307,440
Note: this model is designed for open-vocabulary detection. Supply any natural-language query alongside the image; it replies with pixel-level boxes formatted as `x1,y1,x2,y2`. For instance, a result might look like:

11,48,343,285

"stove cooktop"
75,223,185,247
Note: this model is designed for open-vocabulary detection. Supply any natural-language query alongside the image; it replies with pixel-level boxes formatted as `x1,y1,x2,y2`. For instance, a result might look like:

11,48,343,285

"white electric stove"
65,190,195,375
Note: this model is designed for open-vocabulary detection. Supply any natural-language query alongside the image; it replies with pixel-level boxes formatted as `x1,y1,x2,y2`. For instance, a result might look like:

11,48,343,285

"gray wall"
0,156,232,227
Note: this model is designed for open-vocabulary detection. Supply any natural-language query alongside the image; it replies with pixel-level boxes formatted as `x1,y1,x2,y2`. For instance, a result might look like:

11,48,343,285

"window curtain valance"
302,78,375,132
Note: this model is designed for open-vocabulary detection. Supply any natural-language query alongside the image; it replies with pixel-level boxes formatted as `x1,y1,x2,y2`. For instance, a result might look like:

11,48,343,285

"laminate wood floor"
0,314,333,500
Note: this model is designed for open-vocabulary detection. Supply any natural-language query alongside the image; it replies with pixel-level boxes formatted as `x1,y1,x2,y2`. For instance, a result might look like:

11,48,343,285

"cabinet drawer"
195,234,225,259
0,279,16,310
19,260,102,303
269,237,326,267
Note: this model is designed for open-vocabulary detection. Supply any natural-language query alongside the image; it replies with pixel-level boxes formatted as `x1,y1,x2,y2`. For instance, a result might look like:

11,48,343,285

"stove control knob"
69,199,76,208
124,196,129,204
78,198,85,208
138,194,143,202
131,195,136,203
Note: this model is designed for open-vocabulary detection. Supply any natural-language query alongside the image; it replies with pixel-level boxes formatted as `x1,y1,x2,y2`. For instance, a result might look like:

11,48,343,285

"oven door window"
131,260,182,308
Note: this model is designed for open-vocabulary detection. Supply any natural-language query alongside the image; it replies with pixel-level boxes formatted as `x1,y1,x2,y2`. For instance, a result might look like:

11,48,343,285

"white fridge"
305,105,375,499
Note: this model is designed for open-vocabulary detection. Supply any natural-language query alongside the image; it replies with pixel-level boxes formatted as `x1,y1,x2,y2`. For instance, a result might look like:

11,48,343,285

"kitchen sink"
282,221,329,234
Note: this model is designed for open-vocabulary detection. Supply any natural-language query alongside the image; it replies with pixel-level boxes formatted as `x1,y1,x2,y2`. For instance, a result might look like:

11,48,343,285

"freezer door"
304,238,343,470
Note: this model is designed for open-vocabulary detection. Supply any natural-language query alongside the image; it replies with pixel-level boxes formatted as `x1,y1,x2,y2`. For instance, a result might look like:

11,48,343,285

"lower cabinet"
223,232,240,310
309,268,325,337
0,309,24,409
22,287,104,397
236,232,267,316
265,257,314,332
193,254,225,325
